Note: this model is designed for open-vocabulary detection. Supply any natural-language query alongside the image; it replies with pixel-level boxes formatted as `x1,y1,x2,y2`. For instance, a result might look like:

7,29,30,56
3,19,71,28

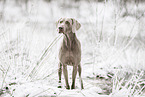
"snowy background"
0,0,145,96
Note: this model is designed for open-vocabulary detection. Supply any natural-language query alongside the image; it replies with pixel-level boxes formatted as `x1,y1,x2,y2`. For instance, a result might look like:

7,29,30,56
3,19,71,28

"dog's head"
56,18,81,34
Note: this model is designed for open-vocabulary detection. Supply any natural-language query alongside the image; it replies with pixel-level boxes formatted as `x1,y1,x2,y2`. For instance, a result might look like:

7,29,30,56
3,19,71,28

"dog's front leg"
63,65,70,89
71,65,77,89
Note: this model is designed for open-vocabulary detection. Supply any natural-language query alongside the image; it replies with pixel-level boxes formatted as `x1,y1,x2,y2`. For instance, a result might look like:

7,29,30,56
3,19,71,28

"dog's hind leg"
58,63,62,88
78,64,84,89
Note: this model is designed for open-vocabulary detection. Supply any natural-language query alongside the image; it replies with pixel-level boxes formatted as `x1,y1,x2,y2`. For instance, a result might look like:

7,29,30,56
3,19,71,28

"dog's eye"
60,21,63,23
65,21,70,25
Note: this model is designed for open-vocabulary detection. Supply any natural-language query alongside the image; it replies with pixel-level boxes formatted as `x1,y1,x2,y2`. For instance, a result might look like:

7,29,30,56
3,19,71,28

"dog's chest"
61,51,75,65
59,40,81,65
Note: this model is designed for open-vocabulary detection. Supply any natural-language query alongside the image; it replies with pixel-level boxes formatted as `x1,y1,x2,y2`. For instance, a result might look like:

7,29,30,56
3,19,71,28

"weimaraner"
56,18,84,89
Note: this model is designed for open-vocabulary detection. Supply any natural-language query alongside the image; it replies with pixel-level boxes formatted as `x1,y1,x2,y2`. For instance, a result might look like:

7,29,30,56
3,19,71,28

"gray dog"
56,18,84,89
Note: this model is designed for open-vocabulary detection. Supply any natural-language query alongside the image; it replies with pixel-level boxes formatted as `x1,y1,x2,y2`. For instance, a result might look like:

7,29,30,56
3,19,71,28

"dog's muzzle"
58,27,64,33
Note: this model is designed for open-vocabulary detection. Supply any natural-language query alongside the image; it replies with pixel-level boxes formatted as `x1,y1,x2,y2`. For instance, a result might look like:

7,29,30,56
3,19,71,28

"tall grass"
92,0,145,96
0,0,145,96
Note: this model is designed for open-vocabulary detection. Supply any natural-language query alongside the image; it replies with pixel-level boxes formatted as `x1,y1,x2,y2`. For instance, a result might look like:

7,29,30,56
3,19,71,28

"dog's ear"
71,18,81,32
76,20,81,30
56,18,62,27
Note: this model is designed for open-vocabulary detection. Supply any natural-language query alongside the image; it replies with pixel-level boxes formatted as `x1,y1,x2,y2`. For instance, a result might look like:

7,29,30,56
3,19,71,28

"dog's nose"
59,27,63,30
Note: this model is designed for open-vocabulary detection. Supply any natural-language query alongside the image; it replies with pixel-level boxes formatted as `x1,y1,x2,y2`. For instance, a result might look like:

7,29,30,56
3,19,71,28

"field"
0,0,145,96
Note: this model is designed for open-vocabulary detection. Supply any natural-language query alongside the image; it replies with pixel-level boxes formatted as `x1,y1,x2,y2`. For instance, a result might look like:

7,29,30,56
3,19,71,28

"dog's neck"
63,32,76,49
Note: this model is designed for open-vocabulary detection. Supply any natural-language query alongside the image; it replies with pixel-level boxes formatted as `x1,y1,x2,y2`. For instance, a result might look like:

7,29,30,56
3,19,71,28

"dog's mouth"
58,29,64,34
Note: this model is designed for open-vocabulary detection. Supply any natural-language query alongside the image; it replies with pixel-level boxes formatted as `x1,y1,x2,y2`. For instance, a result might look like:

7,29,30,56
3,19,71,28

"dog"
56,18,84,89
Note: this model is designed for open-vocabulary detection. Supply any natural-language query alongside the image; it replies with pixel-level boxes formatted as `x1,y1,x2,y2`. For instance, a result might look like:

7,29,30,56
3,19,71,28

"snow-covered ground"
0,0,145,97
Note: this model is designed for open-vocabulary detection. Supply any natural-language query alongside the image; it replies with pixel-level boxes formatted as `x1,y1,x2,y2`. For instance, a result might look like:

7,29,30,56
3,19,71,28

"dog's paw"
66,86,70,90
58,86,62,88
71,86,75,90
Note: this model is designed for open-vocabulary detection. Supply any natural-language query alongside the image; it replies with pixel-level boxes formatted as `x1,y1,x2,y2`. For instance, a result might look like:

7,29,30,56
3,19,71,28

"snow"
0,0,145,97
